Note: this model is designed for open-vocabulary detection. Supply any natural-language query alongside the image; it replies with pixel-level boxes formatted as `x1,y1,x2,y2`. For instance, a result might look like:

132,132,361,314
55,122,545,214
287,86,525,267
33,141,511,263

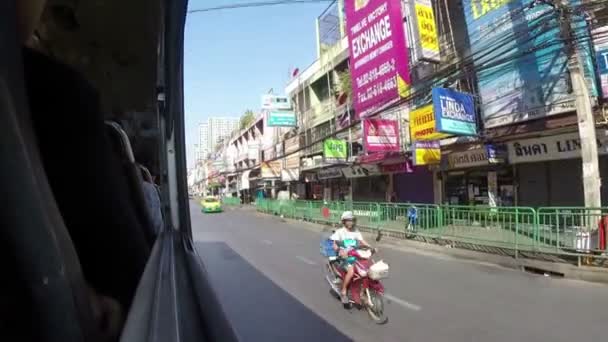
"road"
190,202,608,342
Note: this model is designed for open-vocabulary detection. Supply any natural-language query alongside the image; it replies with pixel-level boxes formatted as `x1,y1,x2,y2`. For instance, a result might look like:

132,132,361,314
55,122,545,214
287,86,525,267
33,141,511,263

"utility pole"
559,0,602,208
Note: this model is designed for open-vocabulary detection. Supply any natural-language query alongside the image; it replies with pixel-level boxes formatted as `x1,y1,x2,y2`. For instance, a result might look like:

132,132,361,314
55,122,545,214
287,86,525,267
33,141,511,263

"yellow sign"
409,105,450,141
413,142,441,166
415,2,439,53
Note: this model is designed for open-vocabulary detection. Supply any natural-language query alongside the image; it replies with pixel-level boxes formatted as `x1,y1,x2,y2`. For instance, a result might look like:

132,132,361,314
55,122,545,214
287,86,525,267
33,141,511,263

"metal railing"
252,200,608,260
222,197,241,206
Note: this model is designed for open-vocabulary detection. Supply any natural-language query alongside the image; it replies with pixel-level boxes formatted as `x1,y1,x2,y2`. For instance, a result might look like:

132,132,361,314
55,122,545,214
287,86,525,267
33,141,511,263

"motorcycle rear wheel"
365,290,388,324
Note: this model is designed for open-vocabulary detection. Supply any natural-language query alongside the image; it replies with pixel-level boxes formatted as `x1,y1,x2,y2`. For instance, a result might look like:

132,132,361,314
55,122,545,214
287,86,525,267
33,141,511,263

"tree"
335,70,352,99
240,110,255,129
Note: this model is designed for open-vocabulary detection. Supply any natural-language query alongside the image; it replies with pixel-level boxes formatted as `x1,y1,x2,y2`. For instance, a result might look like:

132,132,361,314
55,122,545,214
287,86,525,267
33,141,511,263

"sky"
184,0,332,168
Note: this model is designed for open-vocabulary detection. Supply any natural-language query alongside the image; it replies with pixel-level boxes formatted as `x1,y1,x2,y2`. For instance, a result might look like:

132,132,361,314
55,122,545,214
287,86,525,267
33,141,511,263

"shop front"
281,136,301,199
260,160,282,199
317,167,348,201
441,145,512,206
506,130,608,207
342,164,388,201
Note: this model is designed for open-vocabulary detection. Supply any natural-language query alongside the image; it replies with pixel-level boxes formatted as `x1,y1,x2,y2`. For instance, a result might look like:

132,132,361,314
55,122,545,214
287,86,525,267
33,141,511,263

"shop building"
506,129,608,207
439,144,512,206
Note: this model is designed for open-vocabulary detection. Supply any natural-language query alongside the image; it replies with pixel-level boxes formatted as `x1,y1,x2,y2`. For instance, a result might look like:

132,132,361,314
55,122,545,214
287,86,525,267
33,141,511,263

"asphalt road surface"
191,202,608,342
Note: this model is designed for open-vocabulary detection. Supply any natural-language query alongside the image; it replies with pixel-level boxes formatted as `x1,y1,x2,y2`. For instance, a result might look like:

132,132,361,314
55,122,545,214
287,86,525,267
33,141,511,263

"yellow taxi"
201,196,222,213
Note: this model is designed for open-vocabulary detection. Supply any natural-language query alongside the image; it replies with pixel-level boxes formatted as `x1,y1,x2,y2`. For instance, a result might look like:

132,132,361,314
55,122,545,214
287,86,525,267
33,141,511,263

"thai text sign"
412,0,440,62
447,148,489,169
345,0,411,118
323,138,348,160
363,118,400,152
261,95,291,110
267,110,296,127
432,88,477,136
409,105,449,141
412,141,441,165
507,130,608,164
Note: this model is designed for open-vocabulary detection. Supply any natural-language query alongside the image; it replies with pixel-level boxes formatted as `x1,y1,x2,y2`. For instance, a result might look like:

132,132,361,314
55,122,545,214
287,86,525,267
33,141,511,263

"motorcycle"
321,238,389,324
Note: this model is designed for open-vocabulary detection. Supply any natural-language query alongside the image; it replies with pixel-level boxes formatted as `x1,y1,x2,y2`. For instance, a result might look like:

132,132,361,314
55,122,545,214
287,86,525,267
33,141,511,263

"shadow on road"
195,241,352,342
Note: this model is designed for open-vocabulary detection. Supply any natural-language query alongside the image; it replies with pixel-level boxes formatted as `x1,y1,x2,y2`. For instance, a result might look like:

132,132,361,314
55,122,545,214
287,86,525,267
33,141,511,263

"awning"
240,170,251,190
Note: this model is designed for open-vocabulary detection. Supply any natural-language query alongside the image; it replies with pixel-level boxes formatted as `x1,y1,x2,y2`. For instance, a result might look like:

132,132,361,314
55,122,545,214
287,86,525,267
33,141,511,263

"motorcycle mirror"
375,230,383,242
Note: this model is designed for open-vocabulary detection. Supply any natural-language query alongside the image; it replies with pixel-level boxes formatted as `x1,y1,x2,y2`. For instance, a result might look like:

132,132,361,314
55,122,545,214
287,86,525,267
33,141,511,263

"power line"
188,0,333,14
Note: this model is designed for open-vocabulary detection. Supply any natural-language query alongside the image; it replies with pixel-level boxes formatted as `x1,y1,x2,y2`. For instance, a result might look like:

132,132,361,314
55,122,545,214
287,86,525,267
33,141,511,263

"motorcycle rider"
331,211,374,304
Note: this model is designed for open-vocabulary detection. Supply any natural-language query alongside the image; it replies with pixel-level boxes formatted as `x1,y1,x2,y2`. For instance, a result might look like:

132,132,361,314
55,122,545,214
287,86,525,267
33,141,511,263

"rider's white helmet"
341,211,354,221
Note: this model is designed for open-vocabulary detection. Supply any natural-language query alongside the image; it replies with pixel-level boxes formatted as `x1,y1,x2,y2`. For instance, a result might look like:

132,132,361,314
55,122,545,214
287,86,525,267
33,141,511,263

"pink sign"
345,0,411,118
363,119,400,152
381,161,413,174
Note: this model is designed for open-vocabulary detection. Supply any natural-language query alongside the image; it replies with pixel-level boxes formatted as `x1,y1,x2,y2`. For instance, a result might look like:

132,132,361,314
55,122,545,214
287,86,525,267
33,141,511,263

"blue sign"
485,144,507,164
267,110,296,127
432,88,477,136
463,0,597,128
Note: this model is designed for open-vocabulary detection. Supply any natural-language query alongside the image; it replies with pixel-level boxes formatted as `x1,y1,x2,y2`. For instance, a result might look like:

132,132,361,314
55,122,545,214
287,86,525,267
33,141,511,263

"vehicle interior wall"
2,0,166,340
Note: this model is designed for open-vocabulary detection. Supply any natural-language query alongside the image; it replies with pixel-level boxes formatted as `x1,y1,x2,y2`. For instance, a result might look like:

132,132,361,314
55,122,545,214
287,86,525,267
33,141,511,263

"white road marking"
261,239,273,245
296,255,317,265
385,293,422,311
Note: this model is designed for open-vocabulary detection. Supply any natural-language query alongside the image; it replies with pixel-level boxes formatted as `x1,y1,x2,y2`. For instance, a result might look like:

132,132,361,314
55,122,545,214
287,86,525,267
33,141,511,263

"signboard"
447,148,489,169
412,141,441,165
432,88,477,136
381,161,413,174
593,26,608,98
463,0,596,128
318,167,344,180
345,0,411,118
285,153,300,169
267,110,297,127
261,161,281,178
409,105,450,141
323,139,348,161
264,147,275,161
281,168,300,182
363,119,400,152
261,94,291,110
486,144,508,164
507,130,608,164
341,164,381,178
284,136,300,154
411,0,440,62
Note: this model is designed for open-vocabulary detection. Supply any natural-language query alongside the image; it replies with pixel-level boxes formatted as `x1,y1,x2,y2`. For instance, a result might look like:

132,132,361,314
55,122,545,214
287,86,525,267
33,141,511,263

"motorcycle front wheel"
365,290,388,324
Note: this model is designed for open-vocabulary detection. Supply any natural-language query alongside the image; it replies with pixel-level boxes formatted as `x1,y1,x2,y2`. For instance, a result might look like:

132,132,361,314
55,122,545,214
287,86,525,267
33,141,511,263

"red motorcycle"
324,245,389,324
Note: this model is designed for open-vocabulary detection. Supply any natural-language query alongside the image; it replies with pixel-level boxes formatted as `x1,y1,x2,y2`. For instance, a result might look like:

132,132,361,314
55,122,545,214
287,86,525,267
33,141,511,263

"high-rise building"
197,117,239,161
197,122,209,162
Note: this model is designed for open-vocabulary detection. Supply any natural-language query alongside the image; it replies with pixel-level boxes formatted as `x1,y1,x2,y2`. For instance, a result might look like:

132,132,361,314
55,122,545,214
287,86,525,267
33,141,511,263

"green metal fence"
254,199,608,258
222,197,241,206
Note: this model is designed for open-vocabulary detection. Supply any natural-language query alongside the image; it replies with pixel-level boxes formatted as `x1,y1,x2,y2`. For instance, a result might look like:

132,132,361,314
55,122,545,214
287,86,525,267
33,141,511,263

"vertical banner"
411,0,440,62
363,119,400,152
345,0,411,118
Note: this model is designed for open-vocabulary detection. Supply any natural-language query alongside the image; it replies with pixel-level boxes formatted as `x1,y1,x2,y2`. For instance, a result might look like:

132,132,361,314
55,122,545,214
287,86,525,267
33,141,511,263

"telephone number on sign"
357,78,397,104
